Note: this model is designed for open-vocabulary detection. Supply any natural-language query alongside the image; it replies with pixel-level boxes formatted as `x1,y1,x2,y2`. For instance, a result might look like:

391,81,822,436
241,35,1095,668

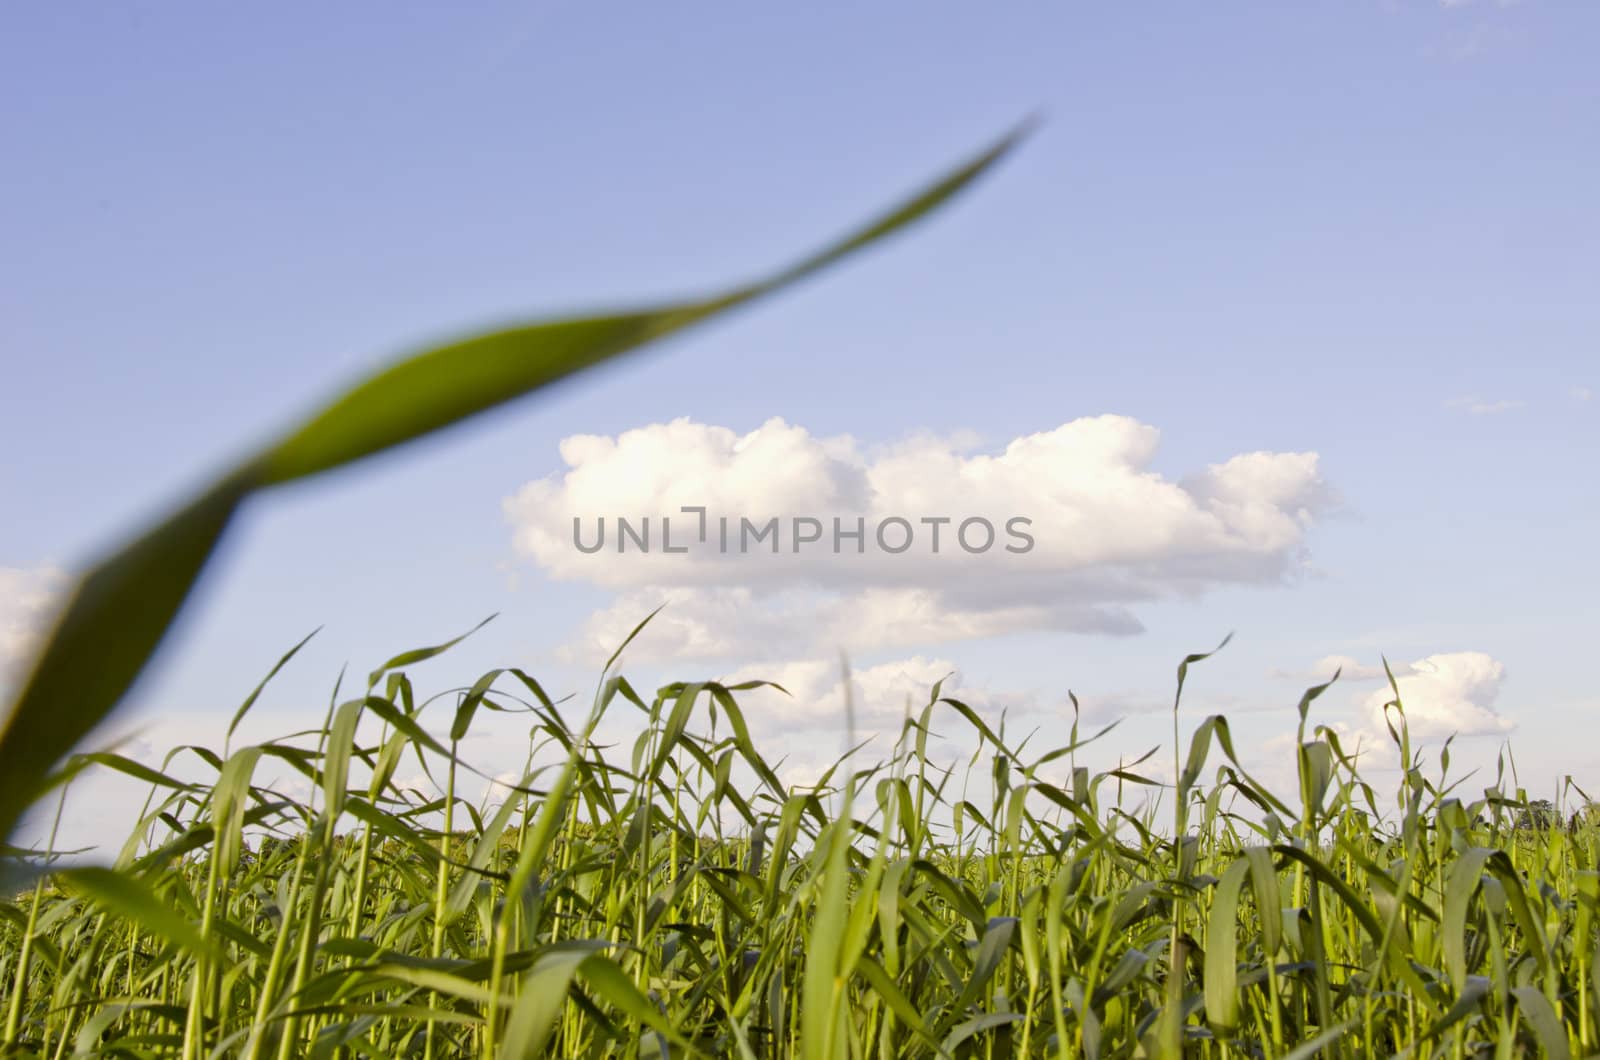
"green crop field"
2,129,1596,1058
2,636,1597,1058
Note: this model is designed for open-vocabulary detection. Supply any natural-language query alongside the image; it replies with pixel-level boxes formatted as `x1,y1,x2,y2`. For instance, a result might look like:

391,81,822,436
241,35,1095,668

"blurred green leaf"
0,125,1025,841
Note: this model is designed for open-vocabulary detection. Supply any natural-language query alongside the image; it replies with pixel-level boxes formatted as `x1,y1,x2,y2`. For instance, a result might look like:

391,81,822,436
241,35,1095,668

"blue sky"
2,2,1597,844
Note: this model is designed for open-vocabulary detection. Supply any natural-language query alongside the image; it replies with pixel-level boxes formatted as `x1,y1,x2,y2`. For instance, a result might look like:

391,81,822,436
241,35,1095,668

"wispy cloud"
1423,17,1521,63
1571,386,1593,403
1445,396,1524,415
1270,653,1414,684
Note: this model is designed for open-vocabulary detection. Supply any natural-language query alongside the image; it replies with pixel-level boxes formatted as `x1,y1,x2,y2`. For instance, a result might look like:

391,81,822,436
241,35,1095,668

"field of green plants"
3,130,1596,1057
2,629,1599,1058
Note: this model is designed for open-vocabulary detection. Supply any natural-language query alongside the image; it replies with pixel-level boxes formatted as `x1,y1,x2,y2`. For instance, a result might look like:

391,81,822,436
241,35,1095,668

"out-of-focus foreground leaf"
0,126,1026,840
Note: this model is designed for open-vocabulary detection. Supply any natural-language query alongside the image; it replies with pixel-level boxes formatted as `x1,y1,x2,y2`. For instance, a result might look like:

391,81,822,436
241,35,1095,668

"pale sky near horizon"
2,3,1596,847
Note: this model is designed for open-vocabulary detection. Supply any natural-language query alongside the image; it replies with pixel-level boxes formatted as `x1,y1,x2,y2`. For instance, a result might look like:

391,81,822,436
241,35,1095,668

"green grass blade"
1203,856,1249,1034
228,628,320,744
58,866,221,961
1278,1019,1356,1060
1511,986,1571,1060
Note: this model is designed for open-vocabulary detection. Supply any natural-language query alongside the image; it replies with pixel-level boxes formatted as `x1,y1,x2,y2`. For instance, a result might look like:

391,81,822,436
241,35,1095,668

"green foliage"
3,641,1598,1058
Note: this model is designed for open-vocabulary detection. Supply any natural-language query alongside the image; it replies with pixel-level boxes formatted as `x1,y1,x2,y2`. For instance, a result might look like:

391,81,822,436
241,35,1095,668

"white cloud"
1362,651,1513,740
564,586,1143,666
507,416,1332,663
1571,386,1592,403
0,565,69,680
1445,396,1524,415
720,655,961,735
1251,650,1515,788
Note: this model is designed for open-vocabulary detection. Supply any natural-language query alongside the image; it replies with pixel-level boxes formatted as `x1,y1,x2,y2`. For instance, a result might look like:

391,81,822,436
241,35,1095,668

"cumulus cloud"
1249,651,1515,790
506,416,1332,663
0,565,69,680
1362,651,1512,740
